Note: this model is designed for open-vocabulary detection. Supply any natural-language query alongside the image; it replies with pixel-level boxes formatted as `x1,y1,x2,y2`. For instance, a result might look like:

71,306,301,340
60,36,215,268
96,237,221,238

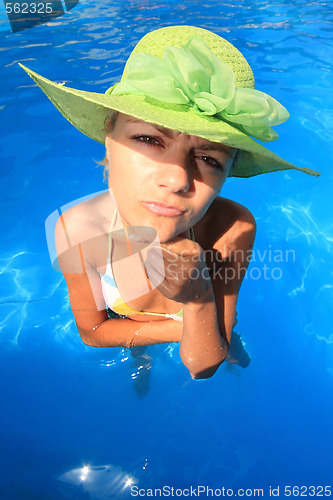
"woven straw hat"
19,25,320,178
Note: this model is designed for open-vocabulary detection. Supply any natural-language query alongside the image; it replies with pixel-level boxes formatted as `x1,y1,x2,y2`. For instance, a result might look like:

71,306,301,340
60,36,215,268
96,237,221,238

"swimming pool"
1,0,332,498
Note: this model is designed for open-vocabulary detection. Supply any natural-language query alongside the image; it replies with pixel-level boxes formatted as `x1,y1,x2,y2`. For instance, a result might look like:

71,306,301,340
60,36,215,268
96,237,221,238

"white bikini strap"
107,209,118,264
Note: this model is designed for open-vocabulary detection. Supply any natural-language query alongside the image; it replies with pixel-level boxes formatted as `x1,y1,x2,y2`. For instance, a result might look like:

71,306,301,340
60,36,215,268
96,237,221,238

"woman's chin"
156,227,189,243
127,214,189,243
129,225,158,244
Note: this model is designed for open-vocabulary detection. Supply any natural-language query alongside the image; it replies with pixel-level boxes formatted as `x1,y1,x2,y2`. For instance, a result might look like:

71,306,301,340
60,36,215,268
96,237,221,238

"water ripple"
0,251,76,346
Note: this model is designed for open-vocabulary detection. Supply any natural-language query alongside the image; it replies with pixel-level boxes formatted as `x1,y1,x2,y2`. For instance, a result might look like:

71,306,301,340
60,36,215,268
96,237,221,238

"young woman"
19,26,319,379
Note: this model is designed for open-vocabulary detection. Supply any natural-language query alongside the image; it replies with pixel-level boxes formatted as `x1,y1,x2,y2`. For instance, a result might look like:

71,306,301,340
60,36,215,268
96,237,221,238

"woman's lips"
142,201,185,216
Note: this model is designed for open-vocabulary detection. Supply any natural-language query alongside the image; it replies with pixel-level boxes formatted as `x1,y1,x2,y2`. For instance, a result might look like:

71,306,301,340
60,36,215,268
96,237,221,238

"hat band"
107,36,290,142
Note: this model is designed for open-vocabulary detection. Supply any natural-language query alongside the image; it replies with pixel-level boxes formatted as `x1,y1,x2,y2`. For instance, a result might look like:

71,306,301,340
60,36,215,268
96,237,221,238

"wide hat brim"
18,63,320,178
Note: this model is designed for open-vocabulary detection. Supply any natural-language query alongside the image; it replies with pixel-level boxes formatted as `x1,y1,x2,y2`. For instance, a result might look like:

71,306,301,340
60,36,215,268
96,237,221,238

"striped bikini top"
100,210,195,321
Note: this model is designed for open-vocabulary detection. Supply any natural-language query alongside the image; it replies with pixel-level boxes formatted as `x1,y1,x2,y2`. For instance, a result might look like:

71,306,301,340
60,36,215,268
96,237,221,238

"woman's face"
105,113,236,242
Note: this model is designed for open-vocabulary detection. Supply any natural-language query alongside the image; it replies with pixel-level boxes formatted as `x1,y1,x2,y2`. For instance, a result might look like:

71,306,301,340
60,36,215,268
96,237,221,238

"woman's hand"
145,237,212,304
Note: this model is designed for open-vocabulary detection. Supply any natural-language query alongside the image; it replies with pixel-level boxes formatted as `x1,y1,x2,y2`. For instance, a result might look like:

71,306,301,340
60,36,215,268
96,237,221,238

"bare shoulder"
54,191,114,274
55,191,112,249
196,197,256,255
214,196,256,228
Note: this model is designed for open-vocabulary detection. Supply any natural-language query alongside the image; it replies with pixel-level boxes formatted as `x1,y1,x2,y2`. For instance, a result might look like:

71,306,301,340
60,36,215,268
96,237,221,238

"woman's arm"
55,210,183,348
61,270,182,347
80,316,182,347
180,285,228,379
180,211,256,378
147,209,256,379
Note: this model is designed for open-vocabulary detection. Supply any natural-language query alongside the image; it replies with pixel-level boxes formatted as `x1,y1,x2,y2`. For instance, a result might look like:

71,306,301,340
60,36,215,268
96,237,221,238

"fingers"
145,248,165,288
145,248,180,299
145,247,165,277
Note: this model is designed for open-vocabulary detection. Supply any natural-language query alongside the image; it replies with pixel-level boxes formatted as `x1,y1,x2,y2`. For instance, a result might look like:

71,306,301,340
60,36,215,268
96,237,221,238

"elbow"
77,325,105,348
189,361,224,380
79,331,100,347
77,322,131,348
180,346,227,380
182,356,227,380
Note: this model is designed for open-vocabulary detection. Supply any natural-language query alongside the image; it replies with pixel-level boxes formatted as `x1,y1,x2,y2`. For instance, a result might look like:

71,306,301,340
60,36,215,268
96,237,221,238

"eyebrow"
126,118,234,158
126,118,174,138
197,144,234,158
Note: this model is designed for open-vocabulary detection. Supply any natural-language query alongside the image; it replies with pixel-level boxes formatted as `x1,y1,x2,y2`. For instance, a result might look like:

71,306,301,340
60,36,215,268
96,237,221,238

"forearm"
78,316,182,348
179,287,228,379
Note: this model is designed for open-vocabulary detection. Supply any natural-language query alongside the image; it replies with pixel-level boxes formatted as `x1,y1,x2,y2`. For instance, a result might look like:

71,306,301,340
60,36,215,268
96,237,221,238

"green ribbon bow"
108,36,289,142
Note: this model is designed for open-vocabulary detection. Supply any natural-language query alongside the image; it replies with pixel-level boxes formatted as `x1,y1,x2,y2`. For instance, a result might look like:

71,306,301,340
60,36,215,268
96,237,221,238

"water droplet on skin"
92,323,103,331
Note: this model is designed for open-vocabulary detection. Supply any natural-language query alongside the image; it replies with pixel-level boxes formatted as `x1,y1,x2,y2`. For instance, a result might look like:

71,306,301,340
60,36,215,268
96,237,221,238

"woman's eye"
133,135,161,147
197,155,223,170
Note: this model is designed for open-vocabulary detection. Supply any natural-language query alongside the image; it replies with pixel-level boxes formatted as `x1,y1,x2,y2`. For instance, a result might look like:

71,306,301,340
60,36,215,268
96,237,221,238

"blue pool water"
1,0,333,498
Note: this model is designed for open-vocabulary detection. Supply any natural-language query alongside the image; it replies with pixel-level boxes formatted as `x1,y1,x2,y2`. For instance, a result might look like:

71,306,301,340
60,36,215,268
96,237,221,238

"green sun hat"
18,25,320,178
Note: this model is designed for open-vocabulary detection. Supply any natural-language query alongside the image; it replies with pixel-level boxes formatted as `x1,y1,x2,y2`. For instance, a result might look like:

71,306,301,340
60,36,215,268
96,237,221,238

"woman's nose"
154,154,191,192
